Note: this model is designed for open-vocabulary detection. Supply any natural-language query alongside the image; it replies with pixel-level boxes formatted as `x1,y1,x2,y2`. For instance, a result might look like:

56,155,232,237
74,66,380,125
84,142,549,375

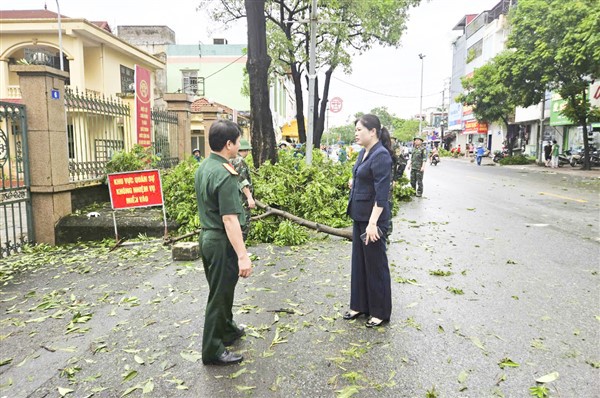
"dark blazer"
347,141,392,223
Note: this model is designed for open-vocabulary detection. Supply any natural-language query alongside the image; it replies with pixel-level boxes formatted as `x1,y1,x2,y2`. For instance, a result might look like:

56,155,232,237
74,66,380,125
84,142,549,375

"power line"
203,54,246,80
333,76,441,99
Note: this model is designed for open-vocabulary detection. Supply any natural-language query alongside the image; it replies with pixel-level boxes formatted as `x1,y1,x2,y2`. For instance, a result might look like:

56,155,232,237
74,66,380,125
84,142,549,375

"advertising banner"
463,120,488,134
135,65,152,147
448,102,463,130
108,170,163,210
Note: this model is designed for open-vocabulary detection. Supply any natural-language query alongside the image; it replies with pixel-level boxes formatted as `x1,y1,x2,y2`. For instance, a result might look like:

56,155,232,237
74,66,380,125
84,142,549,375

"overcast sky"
13,0,501,127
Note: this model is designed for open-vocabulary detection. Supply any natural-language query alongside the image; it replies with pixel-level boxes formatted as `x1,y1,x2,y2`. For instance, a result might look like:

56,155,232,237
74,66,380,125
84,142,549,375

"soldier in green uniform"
407,137,426,197
230,138,255,241
194,120,253,366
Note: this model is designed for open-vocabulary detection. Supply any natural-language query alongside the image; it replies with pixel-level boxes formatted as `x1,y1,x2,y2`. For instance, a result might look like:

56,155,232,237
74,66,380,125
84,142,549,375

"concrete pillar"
11,65,72,245
164,93,193,161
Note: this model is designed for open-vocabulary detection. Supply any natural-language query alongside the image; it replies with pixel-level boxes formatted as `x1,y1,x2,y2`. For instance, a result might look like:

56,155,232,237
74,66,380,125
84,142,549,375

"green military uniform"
230,155,252,241
410,141,426,196
195,153,246,362
387,143,407,240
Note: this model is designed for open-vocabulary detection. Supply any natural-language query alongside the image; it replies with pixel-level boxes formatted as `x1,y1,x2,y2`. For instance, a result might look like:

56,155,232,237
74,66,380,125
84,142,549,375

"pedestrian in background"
230,138,256,241
407,136,426,197
551,139,560,168
193,148,202,162
544,141,552,167
345,114,393,328
476,142,485,166
194,120,252,366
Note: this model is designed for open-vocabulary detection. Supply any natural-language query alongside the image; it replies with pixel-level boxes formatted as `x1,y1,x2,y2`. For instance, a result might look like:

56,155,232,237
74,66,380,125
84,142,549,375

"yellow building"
0,9,163,101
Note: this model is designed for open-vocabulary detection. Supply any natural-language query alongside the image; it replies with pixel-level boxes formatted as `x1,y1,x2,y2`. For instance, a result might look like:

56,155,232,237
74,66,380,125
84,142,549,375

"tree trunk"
314,66,334,147
245,0,277,167
290,63,306,143
255,200,353,240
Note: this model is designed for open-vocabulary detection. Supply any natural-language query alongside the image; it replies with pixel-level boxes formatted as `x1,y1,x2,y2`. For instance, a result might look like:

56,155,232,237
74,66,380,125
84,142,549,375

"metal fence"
65,89,179,182
65,88,132,182
152,107,180,169
0,101,33,257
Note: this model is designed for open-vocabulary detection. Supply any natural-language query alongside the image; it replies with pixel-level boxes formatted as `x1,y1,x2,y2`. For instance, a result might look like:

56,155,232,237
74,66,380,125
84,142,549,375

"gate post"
11,65,71,245
164,93,193,162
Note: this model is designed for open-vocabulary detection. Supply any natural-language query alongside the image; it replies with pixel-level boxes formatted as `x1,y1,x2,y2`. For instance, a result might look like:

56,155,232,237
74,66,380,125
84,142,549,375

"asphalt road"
0,159,598,398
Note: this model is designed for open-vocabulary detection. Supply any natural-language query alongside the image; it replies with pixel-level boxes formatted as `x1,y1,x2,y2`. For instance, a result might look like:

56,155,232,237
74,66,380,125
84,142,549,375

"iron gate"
0,101,33,257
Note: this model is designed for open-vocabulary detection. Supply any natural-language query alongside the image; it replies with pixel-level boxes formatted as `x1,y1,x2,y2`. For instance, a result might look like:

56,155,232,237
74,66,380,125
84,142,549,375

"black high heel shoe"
343,310,365,320
365,317,389,328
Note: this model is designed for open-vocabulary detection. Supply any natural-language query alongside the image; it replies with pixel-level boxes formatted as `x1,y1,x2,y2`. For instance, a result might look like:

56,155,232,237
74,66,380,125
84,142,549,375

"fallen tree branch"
164,199,353,245
254,200,353,240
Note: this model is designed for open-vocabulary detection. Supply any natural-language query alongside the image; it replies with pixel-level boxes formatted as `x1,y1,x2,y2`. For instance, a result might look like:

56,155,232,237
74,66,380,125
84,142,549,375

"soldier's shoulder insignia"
223,163,239,175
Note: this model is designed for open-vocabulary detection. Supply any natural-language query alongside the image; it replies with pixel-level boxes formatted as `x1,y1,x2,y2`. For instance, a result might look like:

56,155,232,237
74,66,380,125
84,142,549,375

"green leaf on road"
228,367,248,379
458,370,469,383
134,355,145,365
535,372,559,384
142,379,154,394
58,387,74,396
498,358,520,369
122,370,138,382
336,385,360,397
180,351,202,363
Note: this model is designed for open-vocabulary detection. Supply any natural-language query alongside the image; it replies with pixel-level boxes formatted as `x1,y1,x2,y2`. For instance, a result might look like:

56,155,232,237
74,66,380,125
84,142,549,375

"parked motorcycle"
557,152,570,167
492,149,509,163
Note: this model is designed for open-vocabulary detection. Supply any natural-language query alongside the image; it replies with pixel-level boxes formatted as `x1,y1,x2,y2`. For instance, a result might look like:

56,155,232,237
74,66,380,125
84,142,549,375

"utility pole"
56,0,64,71
440,86,445,147
306,0,317,165
418,53,425,136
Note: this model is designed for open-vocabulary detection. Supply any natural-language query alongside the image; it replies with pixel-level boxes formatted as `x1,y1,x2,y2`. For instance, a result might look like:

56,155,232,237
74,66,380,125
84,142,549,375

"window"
182,70,204,95
466,39,483,63
120,65,135,93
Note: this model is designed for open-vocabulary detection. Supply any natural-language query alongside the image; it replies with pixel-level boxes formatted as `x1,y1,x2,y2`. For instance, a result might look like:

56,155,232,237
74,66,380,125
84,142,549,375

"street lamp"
418,53,425,136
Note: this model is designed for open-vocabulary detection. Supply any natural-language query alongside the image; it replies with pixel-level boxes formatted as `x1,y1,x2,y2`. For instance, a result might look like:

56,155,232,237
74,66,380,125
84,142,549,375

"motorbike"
492,149,509,163
430,153,440,166
557,152,570,167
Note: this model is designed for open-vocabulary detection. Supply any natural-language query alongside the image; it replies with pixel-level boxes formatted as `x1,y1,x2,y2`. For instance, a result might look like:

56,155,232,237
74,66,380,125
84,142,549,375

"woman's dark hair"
355,114,395,160
208,120,241,151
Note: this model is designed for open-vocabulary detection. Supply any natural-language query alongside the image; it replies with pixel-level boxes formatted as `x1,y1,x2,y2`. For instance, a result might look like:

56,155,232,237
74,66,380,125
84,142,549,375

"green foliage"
499,154,534,165
105,145,159,175
529,385,550,398
158,149,412,246
504,0,599,167
251,150,353,232
457,52,517,128
438,148,452,157
161,157,201,235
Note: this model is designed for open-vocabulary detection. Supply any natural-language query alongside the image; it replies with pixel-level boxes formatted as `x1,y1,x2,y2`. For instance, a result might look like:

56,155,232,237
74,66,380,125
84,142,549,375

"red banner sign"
108,170,163,210
135,65,152,147
463,120,488,134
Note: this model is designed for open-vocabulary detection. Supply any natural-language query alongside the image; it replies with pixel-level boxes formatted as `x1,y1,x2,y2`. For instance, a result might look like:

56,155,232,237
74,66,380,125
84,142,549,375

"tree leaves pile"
159,150,412,245
161,157,201,235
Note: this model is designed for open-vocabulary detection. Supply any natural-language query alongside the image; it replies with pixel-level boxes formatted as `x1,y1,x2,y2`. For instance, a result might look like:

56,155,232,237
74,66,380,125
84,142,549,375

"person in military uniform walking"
407,137,426,197
230,138,255,241
194,120,253,366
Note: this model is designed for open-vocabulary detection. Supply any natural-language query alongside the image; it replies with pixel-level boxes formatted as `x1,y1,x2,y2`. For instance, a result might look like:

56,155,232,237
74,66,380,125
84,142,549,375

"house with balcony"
449,0,515,153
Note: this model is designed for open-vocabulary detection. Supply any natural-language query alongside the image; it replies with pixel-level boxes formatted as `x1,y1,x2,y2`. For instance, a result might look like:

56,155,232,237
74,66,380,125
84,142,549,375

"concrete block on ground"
172,242,200,261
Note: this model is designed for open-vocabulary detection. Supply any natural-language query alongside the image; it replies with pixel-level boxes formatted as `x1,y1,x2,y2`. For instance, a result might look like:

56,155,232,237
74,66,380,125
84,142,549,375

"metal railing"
151,107,179,169
0,101,33,257
65,87,132,182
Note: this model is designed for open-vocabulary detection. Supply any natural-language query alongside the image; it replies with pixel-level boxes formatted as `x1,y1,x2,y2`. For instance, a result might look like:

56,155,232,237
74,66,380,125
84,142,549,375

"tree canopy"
210,0,420,149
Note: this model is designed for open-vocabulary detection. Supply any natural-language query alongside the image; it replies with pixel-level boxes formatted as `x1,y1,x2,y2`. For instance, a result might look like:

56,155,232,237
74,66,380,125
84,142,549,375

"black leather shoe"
365,317,389,328
223,326,246,346
202,350,243,366
343,310,365,320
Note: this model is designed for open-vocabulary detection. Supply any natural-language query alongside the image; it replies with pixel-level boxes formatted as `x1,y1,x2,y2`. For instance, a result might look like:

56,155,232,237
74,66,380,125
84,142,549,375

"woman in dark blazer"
344,114,394,328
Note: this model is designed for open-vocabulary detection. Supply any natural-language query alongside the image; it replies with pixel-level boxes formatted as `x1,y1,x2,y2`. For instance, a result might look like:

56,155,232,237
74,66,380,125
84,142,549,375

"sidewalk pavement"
446,154,600,180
